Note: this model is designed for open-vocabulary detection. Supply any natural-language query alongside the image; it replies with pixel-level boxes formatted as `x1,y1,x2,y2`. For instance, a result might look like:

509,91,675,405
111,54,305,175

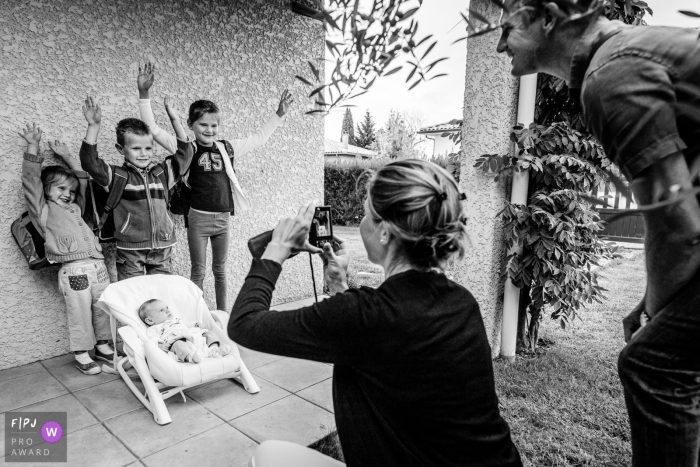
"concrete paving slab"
252,358,332,393
236,346,285,370
141,424,257,467
296,378,334,413
104,397,224,458
0,362,45,382
42,353,119,392
187,378,290,421
0,370,68,413
73,379,143,421
230,395,335,447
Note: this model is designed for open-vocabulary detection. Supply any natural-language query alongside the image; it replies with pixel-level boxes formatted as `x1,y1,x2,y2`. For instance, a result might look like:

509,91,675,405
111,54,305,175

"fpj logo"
5,412,67,463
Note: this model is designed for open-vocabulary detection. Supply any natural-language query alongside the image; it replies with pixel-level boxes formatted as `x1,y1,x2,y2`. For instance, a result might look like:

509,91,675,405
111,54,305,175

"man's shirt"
570,17,700,180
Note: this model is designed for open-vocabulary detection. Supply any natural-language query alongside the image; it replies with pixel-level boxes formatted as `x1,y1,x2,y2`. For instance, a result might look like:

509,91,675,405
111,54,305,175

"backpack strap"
98,167,129,230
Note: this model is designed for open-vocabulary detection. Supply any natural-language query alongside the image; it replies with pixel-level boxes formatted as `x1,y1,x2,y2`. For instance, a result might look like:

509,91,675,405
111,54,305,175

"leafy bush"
477,123,618,351
324,158,389,226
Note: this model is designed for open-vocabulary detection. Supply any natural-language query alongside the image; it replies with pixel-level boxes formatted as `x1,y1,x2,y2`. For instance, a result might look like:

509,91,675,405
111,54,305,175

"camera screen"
312,206,333,241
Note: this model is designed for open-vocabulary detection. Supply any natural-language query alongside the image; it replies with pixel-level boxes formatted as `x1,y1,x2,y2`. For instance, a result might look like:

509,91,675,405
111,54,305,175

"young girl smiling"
20,123,117,375
136,61,293,311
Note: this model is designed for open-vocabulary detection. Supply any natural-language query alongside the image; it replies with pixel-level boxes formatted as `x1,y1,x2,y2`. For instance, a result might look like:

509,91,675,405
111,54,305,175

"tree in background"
355,110,377,149
375,109,425,159
340,108,356,145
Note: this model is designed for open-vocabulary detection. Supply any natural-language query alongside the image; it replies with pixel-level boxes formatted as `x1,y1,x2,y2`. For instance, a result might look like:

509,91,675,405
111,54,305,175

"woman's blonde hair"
364,159,470,269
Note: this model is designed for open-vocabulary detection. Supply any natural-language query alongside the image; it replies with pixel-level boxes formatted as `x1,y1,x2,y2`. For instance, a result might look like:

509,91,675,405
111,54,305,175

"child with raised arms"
20,124,117,375
136,61,293,311
79,96,193,280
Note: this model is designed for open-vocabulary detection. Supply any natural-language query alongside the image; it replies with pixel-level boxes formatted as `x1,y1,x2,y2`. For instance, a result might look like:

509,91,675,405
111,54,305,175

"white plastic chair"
96,274,260,425
249,440,345,467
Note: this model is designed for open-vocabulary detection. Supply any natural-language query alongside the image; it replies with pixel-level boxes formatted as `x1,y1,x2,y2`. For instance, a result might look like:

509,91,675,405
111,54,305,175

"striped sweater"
79,138,193,250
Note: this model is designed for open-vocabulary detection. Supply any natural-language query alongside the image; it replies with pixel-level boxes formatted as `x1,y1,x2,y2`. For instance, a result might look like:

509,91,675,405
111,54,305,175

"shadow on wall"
0,0,324,369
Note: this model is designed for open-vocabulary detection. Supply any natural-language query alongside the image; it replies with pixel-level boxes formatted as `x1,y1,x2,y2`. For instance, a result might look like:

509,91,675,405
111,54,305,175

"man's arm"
79,96,112,188
584,57,700,316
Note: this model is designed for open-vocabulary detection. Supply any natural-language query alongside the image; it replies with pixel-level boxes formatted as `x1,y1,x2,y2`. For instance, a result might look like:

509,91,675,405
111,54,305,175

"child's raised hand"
82,96,102,125
48,140,71,159
18,123,43,146
164,96,181,121
276,89,294,117
137,61,155,93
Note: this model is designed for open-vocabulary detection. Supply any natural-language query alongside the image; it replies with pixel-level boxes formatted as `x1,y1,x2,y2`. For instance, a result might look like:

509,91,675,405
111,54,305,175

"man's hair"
116,118,151,146
188,100,220,126
40,165,81,205
514,0,599,19
138,299,158,324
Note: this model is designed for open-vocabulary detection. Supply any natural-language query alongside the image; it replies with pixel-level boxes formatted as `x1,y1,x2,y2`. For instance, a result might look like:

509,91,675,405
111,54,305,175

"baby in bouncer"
138,299,231,363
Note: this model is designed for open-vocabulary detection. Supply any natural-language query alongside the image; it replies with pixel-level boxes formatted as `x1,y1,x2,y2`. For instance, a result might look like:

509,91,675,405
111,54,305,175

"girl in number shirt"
136,61,293,310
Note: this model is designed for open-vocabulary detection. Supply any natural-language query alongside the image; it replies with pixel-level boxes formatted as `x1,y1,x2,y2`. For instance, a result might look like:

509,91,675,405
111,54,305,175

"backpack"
88,165,169,243
11,211,50,270
168,140,235,224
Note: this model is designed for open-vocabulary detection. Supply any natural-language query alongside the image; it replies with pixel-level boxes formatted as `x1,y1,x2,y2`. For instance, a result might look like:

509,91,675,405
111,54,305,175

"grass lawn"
314,226,645,466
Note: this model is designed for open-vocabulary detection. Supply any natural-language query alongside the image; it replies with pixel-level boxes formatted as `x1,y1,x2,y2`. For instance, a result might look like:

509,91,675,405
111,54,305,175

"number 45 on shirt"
198,152,223,171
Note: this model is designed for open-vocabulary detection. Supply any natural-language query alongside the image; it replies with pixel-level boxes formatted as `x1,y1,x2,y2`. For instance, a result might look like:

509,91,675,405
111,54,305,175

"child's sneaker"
74,352,102,375
94,343,125,363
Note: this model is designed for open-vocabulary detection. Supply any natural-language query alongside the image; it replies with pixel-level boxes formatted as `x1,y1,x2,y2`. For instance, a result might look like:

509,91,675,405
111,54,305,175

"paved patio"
0,297,335,467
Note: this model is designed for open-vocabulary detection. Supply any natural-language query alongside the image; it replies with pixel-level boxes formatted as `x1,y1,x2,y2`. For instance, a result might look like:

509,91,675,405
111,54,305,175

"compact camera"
247,205,334,258
308,206,333,248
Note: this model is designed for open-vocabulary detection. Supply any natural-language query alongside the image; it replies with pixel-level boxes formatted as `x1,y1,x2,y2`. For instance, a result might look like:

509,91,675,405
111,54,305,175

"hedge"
324,156,459,226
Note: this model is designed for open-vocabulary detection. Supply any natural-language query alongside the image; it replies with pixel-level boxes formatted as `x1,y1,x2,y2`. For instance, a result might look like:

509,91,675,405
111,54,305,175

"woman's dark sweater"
229,259,522,467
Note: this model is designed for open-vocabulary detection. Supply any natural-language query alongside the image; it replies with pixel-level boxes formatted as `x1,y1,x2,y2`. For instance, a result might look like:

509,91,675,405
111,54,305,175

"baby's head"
115,118,153,169
41,166,80,208
138,299,172,326
188,100,220,147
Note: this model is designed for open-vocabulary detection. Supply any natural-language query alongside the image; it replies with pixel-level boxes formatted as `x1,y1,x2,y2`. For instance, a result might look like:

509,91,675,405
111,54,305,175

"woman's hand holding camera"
321,236,349,295
262,203,323,264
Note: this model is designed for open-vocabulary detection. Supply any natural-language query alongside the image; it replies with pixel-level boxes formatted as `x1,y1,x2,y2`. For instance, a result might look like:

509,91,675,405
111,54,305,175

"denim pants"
618,269,700,467
187,210,230,310
116,247,173,281
58,259,112,352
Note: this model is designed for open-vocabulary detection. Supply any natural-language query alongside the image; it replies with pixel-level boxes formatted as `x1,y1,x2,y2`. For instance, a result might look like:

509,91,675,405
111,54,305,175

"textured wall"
454,0,519,357
0,0,324,369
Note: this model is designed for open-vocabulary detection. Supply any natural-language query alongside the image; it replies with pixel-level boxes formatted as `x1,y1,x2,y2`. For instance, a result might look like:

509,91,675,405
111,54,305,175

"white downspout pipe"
500,73,538,362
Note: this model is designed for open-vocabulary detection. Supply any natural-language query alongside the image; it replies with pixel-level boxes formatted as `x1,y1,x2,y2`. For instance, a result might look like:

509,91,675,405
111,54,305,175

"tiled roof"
324,138,377,157
417,119,462,134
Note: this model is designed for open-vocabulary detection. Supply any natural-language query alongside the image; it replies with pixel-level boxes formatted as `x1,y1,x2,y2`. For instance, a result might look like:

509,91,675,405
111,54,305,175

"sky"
322,0,700,147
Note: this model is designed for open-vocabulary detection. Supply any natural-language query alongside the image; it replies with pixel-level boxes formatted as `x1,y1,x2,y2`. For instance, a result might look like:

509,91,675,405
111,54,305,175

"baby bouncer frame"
96,274,260,425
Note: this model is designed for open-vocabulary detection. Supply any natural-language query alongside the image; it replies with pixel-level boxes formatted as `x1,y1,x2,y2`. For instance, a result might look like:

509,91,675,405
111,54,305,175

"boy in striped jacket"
79,96,193,280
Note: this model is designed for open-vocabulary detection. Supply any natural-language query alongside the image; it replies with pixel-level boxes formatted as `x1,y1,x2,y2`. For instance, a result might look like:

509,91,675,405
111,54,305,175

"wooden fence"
593,183,645,243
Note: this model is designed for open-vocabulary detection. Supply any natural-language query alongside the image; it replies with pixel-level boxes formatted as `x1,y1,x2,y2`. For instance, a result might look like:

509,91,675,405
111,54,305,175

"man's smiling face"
496,0,547,76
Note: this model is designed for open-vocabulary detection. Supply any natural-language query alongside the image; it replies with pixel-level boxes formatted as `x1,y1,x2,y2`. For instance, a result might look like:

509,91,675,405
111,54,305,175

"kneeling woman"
229,160,522,467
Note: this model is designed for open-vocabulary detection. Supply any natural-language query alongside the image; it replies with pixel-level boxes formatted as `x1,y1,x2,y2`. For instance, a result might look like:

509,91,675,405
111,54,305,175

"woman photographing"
229,160,522,466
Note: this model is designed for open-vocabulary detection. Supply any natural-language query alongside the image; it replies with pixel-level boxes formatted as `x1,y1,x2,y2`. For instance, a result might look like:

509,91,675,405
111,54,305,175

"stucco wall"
0,0,324,369
454,0,519,357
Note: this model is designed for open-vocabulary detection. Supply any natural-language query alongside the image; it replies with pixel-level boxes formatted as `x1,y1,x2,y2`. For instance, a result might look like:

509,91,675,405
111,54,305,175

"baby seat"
96,274,260,425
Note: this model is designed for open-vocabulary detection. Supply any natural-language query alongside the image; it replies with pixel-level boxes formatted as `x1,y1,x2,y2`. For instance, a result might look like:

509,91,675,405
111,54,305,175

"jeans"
618,269,700,467
58,259,112,352
116,247,173,281
187,210,230,310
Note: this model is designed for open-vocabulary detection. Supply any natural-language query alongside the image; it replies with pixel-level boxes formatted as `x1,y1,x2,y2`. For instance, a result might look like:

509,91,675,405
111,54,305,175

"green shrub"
324,158,389,226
